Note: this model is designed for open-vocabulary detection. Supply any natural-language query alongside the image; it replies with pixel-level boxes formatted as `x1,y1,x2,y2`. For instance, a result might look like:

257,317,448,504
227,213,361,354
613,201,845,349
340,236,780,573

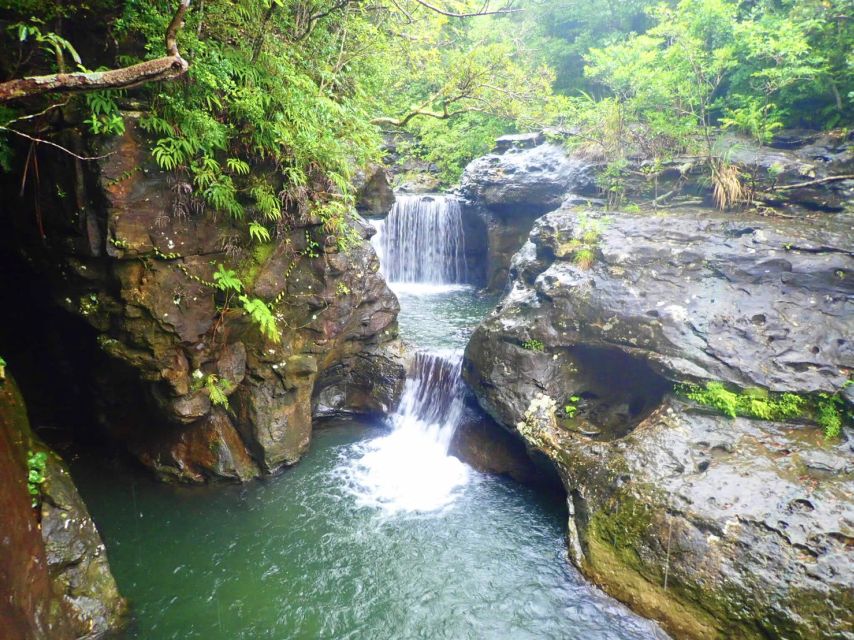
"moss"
587,486,657,571
678,381,852,438
237,242,276,290
583,534,725,640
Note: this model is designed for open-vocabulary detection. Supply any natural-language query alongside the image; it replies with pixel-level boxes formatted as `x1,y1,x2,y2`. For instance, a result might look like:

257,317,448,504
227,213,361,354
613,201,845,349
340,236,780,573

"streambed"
69,197,667,639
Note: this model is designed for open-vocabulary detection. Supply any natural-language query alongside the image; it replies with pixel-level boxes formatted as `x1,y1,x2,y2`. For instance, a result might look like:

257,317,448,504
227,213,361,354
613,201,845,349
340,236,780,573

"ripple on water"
67,282,670,640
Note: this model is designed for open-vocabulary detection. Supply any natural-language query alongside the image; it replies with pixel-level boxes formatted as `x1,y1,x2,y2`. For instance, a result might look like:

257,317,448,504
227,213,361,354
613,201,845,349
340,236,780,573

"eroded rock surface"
464,204,853,639
458,131,853,292
2,118,405,483
0,375,126,639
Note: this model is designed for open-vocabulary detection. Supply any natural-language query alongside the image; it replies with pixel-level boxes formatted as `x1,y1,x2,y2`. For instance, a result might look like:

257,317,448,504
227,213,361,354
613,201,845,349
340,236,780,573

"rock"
0,375,126,638
448,405,561,488
136,408,259,483
458,130,853,291
354,164,395,215
456,140,596,291
494,132,545,152
514,395,854,640
464,203,853,639
459,142,596,216
0,115,406,484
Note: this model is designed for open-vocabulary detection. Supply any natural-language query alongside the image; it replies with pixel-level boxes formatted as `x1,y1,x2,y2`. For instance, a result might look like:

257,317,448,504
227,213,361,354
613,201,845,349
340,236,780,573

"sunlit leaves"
213,264,243,293
248,221,271,244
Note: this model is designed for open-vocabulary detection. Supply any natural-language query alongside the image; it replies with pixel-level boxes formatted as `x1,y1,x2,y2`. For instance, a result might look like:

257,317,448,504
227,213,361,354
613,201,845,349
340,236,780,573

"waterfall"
340,195,476,514
371,195,468,285
340,350,470,513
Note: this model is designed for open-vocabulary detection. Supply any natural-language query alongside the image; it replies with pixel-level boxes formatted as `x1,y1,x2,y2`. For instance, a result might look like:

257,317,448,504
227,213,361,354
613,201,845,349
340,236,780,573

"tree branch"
0,125,114,161
770,174,854,191
0,0,191,104
409,0,521,17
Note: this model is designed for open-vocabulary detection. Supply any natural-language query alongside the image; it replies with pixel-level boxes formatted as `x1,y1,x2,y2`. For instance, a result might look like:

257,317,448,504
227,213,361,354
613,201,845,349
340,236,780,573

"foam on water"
340,351,471,514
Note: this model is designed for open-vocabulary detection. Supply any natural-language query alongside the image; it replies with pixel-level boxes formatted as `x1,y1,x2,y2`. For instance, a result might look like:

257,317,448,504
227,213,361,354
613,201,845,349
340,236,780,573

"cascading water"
371,194,468,288
343,351,470,513
344,194,476,513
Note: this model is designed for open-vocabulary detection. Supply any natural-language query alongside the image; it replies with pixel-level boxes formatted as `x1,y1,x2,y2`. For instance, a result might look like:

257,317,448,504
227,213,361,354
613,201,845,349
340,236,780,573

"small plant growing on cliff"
248,222,271,244
337,282,351,297
564,396,580,418
239,296,281,343
679,382,803,420
205,374,233,410
565,214,609,269
27,450,47,508
816,384,851,439
522,339,545,352
213,264,281,343
679,381,852,439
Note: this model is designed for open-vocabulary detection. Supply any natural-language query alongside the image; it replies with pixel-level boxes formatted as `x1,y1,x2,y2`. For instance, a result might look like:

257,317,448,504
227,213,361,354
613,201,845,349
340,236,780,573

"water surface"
71,220,667,639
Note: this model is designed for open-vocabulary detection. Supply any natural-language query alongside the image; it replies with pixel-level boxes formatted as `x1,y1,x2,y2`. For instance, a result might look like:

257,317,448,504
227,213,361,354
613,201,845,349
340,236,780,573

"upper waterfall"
371,194,468,285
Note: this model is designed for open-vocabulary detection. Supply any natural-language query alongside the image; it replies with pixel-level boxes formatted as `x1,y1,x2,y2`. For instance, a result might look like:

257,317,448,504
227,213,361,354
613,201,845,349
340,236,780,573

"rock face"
0,375,126,639
1,117,405,483
464,204,853,639
457,138,597,292
354,164,395,215
457,130,853,292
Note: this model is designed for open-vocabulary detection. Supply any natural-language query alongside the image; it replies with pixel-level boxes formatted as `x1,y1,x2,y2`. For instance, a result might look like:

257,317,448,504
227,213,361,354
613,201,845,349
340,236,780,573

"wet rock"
0,375,126,639
459,130,852,291
136,408,259,483
514,395,854,640
448,405,561,489
1,116,406,483
459,142,596,216
354,164,395,215
464,203,853,639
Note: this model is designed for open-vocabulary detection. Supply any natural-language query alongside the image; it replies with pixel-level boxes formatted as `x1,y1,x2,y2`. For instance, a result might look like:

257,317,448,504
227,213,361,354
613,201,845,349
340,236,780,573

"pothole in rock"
556,345,671,441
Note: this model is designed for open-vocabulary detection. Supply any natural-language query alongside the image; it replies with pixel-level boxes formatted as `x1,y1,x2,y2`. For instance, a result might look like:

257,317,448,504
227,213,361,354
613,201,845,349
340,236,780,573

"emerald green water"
70,285,667,639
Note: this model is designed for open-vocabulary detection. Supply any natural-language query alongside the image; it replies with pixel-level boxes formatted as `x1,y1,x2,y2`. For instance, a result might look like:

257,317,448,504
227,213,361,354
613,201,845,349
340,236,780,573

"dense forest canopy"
0,0,851,223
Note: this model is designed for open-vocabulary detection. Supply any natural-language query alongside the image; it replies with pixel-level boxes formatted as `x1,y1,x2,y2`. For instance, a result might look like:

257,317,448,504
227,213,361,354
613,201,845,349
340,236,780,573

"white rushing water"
342,194,475,513
371,194,468,286
342,351,470,514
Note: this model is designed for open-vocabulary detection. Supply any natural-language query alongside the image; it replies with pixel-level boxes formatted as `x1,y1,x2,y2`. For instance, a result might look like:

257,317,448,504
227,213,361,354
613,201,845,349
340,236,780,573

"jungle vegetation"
1,0,851,207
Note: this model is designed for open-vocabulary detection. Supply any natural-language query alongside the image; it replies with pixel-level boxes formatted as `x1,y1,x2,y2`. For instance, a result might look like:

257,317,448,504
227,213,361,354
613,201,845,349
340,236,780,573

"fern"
249,222,271,244
213,264,243,293
205,374,233,410
226,158,250,176
239,296,281,343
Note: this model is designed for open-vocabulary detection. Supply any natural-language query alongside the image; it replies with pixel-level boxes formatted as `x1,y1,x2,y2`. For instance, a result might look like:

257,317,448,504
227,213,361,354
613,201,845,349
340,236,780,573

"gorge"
1,2,852,639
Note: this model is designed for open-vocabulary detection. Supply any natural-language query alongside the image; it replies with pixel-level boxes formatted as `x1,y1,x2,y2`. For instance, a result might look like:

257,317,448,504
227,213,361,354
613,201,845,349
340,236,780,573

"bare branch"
0,0,191,104
0,125,114,161
409,0,521,17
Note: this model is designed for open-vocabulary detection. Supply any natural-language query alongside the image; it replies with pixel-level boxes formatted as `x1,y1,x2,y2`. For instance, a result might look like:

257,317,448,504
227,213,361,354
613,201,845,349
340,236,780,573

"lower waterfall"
341,351,470,513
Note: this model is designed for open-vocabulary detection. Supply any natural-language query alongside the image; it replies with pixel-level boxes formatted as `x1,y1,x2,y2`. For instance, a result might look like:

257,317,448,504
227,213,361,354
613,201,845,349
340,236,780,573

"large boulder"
458,130,853,292
464,204,853,639
456,139,596,292
0,374,126,639
1,116,405,484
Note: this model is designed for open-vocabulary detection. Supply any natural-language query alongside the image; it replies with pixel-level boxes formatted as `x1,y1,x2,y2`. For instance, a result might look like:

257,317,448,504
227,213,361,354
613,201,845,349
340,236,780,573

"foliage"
563,213,609,267
238,295,281,343
522,339,544,352
680,382,804,420
211,263,280,343
26,450,47,508
679,380,852,439
816,384,852,439
205,374,233,410
564,395,580,418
